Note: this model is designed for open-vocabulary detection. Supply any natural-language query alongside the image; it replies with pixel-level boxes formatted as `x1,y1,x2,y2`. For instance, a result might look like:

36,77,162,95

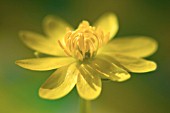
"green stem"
80,98,91,113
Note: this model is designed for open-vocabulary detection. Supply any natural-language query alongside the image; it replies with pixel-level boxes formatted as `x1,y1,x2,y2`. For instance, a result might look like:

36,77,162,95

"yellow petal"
94,12,118,39
100,36,158,57
19,31,65,56
105,54,157,73
43,15,73,41
89,57,131,82
76,63,102,100
15,57,75,71
39,63,78,100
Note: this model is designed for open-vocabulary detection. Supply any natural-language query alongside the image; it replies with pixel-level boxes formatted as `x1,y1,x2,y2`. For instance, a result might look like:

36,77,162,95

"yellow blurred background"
0,0,170,113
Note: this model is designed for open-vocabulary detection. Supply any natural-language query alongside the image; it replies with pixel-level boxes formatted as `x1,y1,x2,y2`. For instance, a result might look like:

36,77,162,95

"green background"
0,0,170,113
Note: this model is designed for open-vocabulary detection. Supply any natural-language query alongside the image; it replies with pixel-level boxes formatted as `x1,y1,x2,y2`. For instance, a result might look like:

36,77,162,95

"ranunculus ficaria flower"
16,12,157,100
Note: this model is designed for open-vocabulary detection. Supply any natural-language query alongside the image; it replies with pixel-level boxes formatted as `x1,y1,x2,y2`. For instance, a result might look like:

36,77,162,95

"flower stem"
80,98,91,113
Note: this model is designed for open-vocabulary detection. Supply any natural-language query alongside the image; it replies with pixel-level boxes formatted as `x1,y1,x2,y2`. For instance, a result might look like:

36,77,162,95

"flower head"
16,12,157,100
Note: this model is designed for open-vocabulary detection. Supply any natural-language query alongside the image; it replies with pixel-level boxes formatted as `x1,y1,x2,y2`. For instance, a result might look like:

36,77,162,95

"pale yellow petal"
100,36,158,57
19,31,65,56
43,15,73,41
76,63,102,100
15,57,75,71
89,57,131,82
105,54,157,73
94,12,118,39
39,63,78,100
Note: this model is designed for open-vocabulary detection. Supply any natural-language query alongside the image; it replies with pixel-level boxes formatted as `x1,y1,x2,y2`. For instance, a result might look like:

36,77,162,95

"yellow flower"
15,12,157,100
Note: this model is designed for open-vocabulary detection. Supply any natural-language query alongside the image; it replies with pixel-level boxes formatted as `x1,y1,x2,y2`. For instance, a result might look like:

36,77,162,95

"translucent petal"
15,57,75,71
103,54,157,73
100,36,158,57
39,63,78,100
19,31,65,56
76,63,102,100
43,15,73,41
94,12,118,39
89,57,131,82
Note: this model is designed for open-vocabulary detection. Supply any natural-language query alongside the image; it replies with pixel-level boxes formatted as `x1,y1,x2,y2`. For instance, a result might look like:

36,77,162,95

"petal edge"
39,63,78,100
94,12,119,40
15,57,75,71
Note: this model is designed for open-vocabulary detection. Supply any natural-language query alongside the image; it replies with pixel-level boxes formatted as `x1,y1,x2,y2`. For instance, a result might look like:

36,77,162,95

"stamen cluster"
58,21,110,61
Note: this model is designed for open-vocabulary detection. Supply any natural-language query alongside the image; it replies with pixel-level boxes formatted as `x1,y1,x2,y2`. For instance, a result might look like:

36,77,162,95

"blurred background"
0,0,170,113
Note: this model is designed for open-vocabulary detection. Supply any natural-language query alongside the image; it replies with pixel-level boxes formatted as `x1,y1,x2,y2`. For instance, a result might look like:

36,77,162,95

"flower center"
58,21,110,61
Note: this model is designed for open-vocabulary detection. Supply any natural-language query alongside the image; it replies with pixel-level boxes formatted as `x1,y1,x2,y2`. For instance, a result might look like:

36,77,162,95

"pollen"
58,21,110,61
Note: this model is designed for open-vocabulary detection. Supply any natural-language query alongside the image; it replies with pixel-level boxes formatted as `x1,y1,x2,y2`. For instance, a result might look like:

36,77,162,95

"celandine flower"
15,13,157,100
